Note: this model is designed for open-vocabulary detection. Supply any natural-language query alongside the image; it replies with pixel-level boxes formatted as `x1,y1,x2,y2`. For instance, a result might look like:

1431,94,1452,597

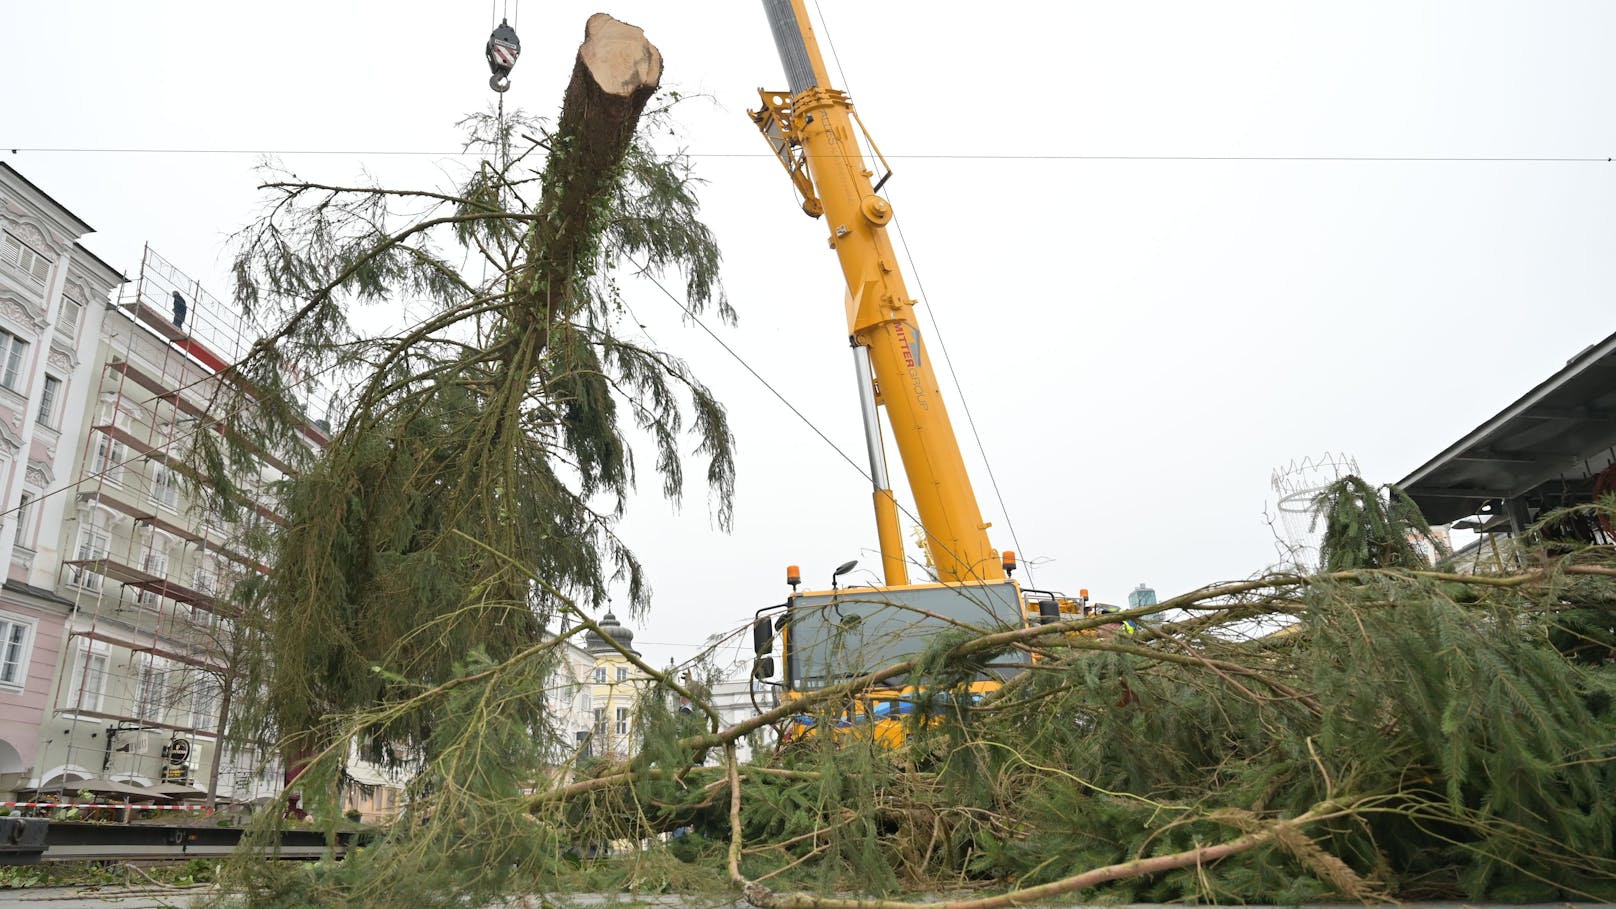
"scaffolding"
44,245,326,803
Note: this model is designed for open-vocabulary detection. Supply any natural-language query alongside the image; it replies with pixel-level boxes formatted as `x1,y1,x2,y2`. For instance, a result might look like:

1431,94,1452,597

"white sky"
5,1,1615,672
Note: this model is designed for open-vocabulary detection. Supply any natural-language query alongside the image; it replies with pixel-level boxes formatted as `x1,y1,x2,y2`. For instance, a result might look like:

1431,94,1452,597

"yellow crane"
750,1,995,587
747,0,1090,741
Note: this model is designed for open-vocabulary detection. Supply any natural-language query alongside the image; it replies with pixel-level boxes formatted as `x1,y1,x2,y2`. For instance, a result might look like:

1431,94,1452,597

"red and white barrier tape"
1,801,211,811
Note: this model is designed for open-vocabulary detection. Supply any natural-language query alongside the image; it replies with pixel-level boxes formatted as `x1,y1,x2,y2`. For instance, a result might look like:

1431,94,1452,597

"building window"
0,330,27,391
0,614,33,689
56,296,82,336
36,375,60,427
137,551,168,606
190,672,221,730
616,666,628,682
592,707,606,737
93,434,126,485
192,565,218,598
65,642,108,711
150,465,180,511
135,656,169,721
615,707,630,736
70,527,110,590
13,492,32,545
189,565,220,626
202,504,229,537
593,666,607,684
2,231,52,285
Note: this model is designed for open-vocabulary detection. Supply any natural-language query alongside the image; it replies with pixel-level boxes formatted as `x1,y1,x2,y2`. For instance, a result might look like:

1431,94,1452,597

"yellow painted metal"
752,0,1003,585
872,488,908,586
753,89,822,217
776,678,1007,748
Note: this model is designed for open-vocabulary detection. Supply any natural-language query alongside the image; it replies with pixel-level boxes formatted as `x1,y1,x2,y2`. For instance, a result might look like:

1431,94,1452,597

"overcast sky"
5,1,1614,672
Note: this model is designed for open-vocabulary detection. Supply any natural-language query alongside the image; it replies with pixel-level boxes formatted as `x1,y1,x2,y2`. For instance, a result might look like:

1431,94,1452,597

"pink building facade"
0,164,123,792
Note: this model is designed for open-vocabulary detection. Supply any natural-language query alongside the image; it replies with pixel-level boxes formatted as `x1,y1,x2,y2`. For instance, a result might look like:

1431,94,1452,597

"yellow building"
581,613,646,758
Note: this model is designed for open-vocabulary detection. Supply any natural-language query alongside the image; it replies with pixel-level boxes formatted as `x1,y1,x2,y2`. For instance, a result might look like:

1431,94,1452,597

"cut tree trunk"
568,12,664,143
522,13,663,320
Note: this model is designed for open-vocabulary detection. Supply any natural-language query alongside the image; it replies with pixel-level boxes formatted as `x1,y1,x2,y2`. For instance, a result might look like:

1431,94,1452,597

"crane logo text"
893,322,930,411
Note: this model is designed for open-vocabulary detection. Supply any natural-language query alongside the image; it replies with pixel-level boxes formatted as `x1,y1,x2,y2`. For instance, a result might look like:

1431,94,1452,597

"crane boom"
754,0,1003,585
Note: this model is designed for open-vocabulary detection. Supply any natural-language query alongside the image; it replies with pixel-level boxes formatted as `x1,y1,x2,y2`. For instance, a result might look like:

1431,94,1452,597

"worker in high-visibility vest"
1097,605,1140,636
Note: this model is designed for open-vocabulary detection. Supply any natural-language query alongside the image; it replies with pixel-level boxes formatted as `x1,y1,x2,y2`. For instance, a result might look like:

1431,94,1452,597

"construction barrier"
1,802,211,811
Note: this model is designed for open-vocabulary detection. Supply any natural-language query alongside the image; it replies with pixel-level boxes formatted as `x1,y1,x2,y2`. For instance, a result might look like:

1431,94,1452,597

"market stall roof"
1398,329,1616,527
150,782,211,800
23,777,168,800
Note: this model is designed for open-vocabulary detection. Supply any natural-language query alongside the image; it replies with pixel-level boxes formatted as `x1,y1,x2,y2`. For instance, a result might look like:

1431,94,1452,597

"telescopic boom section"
755,0,1003,585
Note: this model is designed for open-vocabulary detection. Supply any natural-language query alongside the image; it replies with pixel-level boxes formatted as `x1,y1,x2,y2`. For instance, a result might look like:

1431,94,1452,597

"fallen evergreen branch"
745,798,1371,909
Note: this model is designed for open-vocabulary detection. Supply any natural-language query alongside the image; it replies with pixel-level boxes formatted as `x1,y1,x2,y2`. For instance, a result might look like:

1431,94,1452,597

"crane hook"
486,18,520,92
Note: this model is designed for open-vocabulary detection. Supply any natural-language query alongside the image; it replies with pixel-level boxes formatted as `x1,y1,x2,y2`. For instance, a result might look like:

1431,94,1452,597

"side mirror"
753,617,774,656
753,656,776,680
1038,599,1061,625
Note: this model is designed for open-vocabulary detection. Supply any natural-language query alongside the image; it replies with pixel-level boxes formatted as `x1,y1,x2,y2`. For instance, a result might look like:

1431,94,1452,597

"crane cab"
752,578,1031,744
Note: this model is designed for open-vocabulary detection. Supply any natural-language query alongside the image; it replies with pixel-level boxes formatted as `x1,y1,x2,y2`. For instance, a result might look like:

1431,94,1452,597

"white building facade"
0,164,125,797
0,164,317,804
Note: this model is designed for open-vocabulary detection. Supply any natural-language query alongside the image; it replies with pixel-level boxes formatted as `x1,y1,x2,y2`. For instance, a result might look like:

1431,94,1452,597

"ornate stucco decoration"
0,291,43,327
0,417,22,454
9,220,64,257
25,461,54,489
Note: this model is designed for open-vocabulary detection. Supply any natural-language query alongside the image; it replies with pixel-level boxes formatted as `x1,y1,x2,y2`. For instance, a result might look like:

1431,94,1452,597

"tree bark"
478,13,664,607
567,13,663,148
521,13,663,324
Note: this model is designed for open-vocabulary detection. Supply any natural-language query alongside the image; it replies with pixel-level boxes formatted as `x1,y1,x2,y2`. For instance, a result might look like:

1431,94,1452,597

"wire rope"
881,194,1035,584
4,147,1609,163
623,254,991,586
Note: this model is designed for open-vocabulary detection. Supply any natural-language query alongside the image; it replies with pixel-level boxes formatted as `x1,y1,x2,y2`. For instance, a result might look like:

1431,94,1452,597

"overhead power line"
3,146,1611,163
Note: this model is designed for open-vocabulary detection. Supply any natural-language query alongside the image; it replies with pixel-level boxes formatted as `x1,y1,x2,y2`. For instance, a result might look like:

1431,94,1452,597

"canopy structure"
150,782,211,800
1397,329,1616,533
24,776,168,801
